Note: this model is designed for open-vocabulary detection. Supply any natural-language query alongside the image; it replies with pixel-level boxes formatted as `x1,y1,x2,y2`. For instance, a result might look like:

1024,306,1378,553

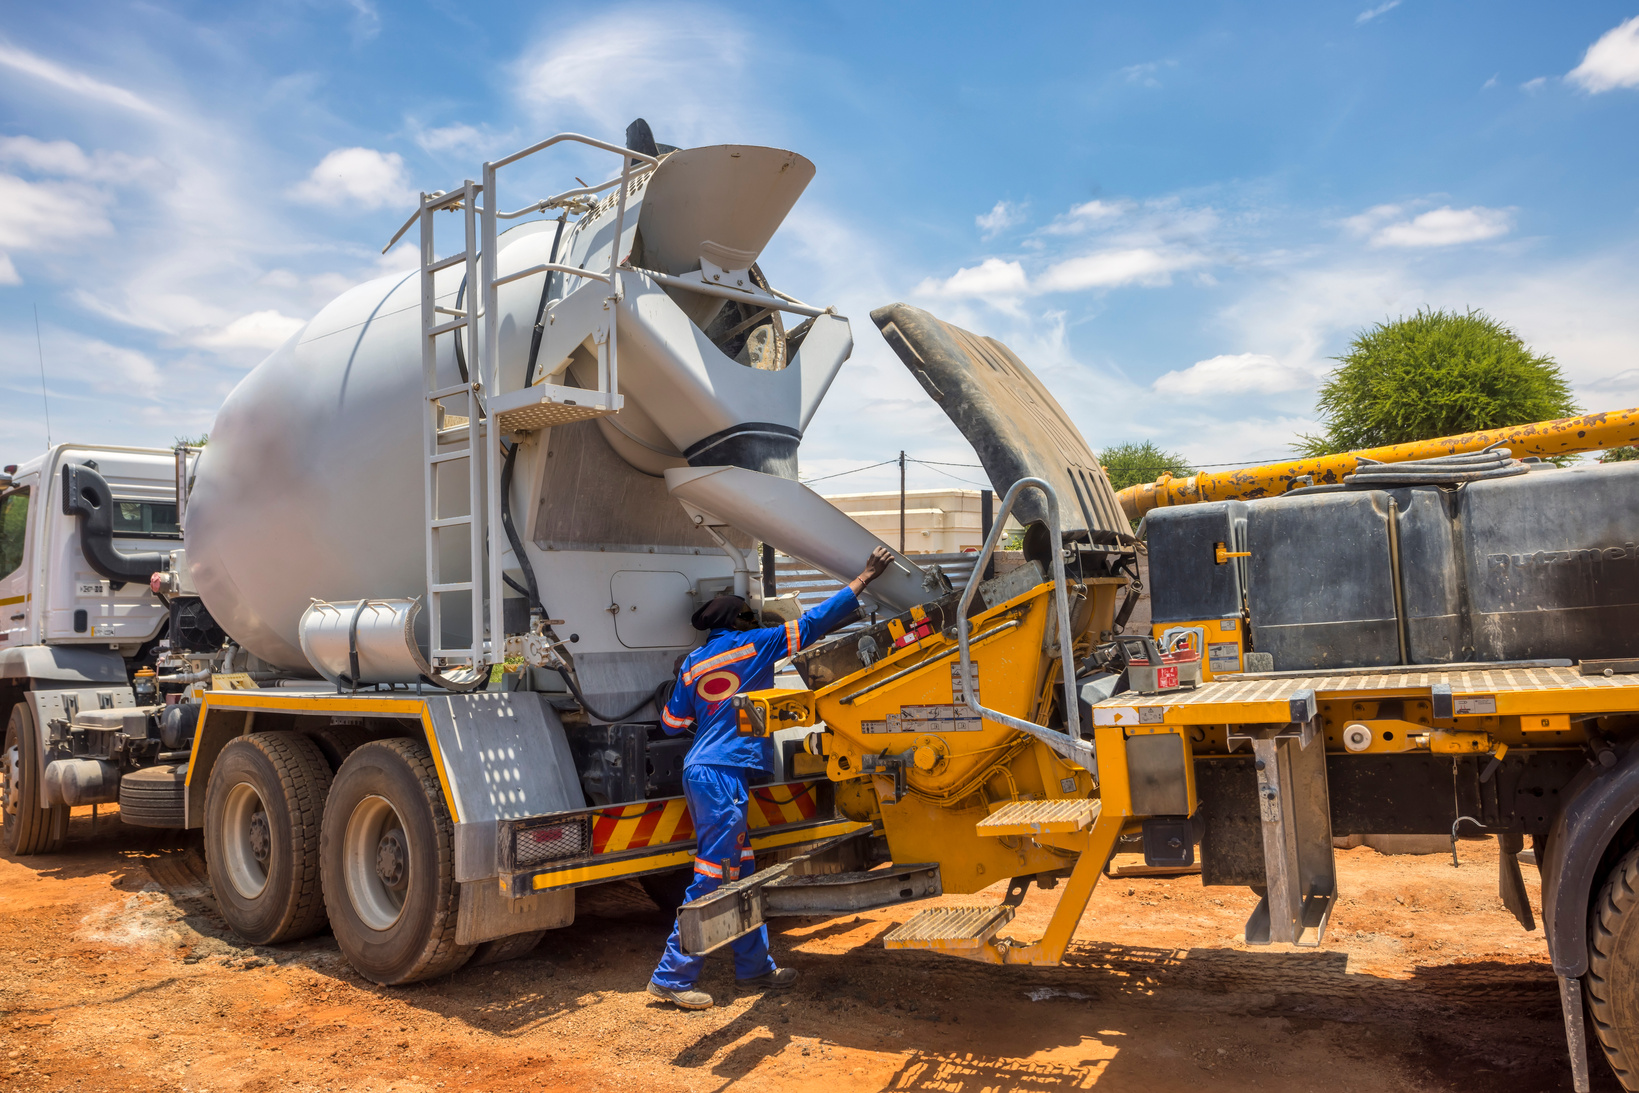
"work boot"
737,966,798,990
647,980,713,1010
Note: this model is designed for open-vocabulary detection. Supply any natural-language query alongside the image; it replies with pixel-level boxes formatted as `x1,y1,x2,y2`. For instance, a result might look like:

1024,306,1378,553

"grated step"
976,797,1102,837
882,904,1014,951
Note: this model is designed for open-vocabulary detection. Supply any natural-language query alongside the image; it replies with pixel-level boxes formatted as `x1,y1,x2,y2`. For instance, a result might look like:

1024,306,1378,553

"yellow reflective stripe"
0,594,28,607
653,799,688,842
190,692,461,823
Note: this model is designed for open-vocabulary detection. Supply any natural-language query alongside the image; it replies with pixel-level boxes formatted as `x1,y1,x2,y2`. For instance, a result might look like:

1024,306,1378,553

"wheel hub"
375,829,408,889
2,743,20,819
248,810,270,865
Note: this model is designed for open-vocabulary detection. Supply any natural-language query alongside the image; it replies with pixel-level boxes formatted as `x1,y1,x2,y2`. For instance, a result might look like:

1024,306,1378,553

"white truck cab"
1,445,174,657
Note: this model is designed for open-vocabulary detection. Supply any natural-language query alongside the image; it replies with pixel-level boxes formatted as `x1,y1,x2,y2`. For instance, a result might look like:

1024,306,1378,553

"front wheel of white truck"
3,702,68,856
321,738,473,985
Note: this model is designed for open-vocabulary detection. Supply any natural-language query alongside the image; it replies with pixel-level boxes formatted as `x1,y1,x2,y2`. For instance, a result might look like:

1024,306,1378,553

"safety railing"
955,478,1096,775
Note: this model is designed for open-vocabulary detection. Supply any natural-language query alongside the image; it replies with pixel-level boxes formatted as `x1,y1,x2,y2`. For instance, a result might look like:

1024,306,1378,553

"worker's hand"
856,547,894,588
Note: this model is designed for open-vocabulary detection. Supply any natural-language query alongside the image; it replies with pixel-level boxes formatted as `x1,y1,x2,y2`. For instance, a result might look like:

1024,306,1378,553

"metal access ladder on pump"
384,134,661,678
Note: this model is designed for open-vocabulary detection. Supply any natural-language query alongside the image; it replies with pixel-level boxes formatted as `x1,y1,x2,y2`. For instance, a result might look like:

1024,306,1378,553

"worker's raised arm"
776,547,896,657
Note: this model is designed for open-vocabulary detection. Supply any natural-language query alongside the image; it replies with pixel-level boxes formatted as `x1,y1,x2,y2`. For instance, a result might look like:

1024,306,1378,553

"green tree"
1296,308,1578,457
1601,447,1639,463
174,433,209,447
1098,441,1196,491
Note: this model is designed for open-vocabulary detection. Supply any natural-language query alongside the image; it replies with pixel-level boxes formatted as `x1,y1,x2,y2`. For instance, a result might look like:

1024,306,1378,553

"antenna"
33,304,52,450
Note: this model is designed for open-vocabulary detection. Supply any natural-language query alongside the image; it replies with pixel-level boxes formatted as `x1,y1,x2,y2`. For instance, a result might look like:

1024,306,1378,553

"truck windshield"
112,499,181,540
0,489,27,578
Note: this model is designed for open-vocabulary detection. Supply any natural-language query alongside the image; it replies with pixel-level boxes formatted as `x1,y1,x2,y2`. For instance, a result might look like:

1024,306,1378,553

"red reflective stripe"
682,643,756,685
785,619,800,656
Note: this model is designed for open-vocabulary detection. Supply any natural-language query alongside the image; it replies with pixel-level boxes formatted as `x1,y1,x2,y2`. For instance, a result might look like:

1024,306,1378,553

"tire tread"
1588,842,1639,1088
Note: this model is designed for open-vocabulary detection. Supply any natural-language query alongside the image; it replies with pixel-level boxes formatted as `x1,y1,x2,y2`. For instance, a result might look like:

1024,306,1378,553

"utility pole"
899,450,906,552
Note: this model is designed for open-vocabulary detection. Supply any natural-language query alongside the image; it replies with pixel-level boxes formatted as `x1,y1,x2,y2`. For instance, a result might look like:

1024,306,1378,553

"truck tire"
1589,842,1639,1089
471,931,546,966
320,739,473,985
640,868,695,917
118,764,188,828
2,702,68,855
299,724,381,773
204,732,332,945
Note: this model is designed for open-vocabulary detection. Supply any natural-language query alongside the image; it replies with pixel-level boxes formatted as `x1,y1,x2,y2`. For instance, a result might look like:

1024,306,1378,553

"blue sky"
3,2,1638,494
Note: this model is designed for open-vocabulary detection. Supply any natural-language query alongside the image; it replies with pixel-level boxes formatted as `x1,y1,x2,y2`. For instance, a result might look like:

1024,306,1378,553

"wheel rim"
221,781,271,899
2,740,21,821
343,794,410,931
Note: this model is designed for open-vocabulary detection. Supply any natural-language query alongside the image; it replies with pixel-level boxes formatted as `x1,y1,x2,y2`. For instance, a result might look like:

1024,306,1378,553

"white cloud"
1153,353,1315,398
1344,203,1512,248
1567,15,1639,93
1040,199,1127,236
514,5,749,142
191,310,307,350
0,173,113,251
0,254,18,285
1521,76,1548,92
1355,0,1401,25
1036,247,1204,291
0,40,167,119
1119,62,1165,87
413,122,487,155
915,257,1029,300
288,147,414,210
976,200,1026,238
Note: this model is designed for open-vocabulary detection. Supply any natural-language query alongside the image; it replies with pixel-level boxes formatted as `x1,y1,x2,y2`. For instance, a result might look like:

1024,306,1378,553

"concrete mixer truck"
0,122,1132,985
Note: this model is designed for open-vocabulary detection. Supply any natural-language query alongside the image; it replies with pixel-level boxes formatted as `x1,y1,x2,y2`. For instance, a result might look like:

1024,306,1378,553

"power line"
799,458,897,485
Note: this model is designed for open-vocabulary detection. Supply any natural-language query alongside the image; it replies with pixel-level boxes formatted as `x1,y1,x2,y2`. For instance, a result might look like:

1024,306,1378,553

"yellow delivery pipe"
1117,407,1639,521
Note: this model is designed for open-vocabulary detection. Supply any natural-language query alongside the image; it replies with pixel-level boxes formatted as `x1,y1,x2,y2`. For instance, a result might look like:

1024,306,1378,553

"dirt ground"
0,806,1614,1093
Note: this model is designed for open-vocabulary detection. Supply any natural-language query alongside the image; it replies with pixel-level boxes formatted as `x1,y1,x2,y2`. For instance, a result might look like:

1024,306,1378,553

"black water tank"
1457,461,1639,661
1145,501,1248,624
1245,491,1400,670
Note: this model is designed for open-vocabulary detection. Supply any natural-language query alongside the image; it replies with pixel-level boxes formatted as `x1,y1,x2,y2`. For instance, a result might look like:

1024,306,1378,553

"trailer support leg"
1236,716,1336,947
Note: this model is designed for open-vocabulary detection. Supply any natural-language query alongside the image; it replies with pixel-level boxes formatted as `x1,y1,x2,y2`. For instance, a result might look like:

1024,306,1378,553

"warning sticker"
949,661,980,704
1454,696,1497,715
1138,707,1165,724
1207,642,1241,672
861,706,984,734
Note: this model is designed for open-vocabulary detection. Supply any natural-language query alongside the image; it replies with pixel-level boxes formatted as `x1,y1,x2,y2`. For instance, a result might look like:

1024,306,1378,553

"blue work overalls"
650,585,859,990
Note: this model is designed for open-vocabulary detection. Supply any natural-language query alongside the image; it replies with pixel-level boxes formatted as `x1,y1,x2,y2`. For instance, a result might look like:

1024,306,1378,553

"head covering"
691,593,748,631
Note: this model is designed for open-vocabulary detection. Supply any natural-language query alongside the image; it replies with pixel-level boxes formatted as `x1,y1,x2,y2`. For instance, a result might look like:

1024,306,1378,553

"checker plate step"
976,798,1102,837
882,905,1015,950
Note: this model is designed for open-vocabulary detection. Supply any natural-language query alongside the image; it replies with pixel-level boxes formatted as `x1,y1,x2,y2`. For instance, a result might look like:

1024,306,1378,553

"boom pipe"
1116,407,1639,520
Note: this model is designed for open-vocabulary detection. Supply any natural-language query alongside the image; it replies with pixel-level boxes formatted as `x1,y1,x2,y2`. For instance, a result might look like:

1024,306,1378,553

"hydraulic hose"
524,214,568,389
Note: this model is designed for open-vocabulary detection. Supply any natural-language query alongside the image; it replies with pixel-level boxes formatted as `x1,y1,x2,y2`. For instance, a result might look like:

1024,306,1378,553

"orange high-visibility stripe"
661,708,692,729
682,643,756,685
785,619,800,656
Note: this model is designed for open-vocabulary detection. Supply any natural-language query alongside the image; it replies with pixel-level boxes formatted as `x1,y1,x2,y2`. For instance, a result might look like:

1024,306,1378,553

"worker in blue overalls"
648,546,894,1010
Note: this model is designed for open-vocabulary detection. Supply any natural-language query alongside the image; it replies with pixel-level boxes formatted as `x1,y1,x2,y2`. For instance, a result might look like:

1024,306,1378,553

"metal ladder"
395,135,662,678
417,180,487,674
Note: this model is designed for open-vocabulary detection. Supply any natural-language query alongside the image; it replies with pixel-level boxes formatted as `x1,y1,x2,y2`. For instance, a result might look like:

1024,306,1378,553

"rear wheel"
321,739,472,984
640,868,695,917
2,703,67,855
299,723,383,773
204,732,332,944
1588,843,1639,1089
471,931,545,966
